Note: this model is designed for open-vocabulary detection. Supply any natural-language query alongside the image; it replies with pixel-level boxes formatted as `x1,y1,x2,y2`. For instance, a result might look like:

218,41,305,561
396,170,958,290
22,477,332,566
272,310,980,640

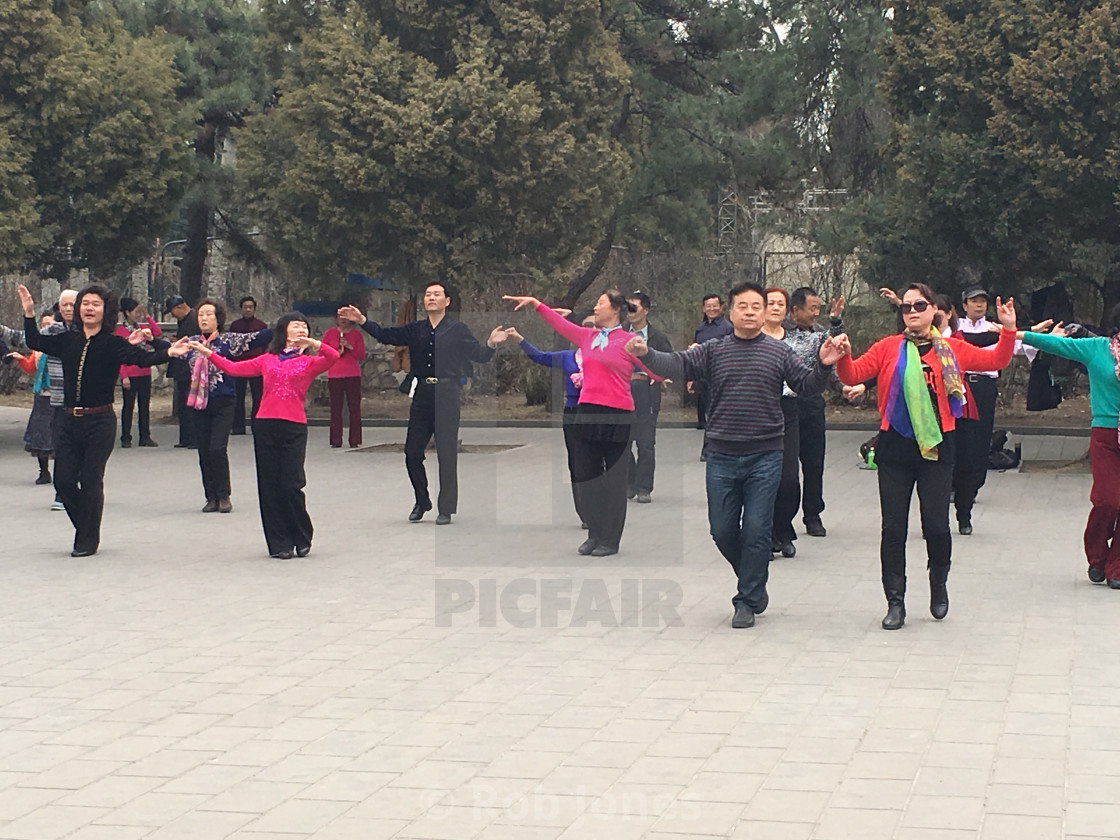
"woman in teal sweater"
1021,320,1120,587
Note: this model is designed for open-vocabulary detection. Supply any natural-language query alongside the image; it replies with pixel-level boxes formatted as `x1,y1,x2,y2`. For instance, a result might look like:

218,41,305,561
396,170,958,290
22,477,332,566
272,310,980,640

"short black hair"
74,284,119,335
629,291,651,311
196,298,227,333
239,295,256,308
790,286,820,310
602,288,637,320
702,293,722,305
268,312,310,354
119,296,140,315
728,281,766,307
424,280,453,301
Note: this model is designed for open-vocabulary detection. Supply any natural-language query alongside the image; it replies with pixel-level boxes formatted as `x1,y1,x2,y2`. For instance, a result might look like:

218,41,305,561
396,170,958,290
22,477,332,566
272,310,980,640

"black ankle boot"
882,603,906,630
929,566,949,620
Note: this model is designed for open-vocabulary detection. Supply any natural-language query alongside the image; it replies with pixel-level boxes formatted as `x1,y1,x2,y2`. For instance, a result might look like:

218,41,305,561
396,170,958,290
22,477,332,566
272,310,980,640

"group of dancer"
8,278,1120,630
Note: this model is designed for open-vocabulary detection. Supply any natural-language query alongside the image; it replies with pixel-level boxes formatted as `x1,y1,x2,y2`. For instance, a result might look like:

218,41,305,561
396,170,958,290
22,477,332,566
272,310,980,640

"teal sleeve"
1021,332,1102,364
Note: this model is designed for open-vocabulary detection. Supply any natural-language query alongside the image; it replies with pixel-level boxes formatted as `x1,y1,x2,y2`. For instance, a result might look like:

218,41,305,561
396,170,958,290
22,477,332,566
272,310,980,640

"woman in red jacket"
838,283,1018,630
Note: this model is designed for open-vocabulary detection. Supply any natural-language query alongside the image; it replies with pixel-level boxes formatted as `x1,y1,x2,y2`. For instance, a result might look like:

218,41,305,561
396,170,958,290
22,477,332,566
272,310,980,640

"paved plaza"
1,404,1118,840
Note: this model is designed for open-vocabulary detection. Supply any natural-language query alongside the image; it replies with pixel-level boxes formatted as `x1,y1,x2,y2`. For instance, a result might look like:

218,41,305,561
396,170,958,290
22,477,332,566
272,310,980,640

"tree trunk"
179,125,217,306
560,212,618,309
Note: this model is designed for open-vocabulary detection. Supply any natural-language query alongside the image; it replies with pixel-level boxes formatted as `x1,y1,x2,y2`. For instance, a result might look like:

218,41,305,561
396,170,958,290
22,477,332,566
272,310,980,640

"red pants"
328,376,362,447
1086,427,1120,579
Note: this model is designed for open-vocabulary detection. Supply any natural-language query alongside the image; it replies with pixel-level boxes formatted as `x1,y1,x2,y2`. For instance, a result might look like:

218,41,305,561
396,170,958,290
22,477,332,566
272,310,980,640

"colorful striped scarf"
186,340,211,410
883,330,965,461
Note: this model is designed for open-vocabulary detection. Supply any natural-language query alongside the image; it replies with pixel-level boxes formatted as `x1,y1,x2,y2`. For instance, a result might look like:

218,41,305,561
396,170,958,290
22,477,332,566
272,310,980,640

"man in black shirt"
19,283,186,556
166,295,200,448
626,291,673,503
339,282,509,524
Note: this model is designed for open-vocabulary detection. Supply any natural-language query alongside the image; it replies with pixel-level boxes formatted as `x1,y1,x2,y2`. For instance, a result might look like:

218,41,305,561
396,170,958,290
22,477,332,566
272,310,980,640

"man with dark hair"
338,281,510,524
229,295,267,435
689,294,733,434
786,285,846,537
628,281,849,628
625,291,673,503
165,295,199,448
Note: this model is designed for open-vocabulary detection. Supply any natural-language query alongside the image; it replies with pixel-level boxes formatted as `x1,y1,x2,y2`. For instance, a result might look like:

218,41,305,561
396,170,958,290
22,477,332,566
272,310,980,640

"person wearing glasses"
837,284,1018,630
625,291,673,504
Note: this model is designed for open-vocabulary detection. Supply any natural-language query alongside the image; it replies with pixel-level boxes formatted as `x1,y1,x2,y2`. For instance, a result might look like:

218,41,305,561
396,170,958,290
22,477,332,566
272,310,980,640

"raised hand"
994,296,1017,331
1031,319,1055,333
505,326,524,342
501,294,541,311
487,326,510,348
290,336,321,352
879,287,901,306
16,284,34,317
127,328,153,345
624,335,649,357
337,305,365,325
830,295,846,319
819,333,851,365
185,340,211,357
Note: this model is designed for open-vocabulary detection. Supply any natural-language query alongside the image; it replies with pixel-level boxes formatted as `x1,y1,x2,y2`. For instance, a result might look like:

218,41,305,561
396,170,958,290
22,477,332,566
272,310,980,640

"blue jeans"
706,450,783,610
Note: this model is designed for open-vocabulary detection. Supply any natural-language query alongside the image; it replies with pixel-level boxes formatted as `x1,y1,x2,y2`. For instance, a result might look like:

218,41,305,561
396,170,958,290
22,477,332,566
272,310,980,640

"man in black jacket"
627,291,673,503
165,295,199,449
339,282,509,524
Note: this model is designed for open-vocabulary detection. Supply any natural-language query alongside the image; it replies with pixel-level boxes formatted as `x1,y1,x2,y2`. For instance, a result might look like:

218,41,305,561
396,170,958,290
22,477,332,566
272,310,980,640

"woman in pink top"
504,289,660,557
322,311,367,448
115,297,162,448
189,313,339,559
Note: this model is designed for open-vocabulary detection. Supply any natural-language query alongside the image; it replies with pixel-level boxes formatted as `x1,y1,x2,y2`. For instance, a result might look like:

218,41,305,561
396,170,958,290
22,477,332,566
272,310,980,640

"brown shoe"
202,500,219,513
218,499,232,513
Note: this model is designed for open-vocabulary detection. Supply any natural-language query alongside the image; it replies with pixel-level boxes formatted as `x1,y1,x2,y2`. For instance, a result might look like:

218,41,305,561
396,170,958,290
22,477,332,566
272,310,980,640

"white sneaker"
51,500,65,511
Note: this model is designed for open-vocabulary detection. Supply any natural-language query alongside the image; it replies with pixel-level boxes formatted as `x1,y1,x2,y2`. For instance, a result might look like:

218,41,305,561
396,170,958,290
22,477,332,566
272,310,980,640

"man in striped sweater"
627,281,849,629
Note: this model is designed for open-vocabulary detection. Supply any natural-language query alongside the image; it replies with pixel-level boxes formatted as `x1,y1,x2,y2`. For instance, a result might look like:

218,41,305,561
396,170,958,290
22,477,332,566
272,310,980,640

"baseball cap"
961,286,990,303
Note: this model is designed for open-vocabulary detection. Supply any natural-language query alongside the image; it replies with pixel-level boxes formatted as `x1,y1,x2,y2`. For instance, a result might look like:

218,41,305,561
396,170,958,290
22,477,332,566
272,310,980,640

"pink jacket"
536,304,660,411
208,344,339,424
115,318,163,379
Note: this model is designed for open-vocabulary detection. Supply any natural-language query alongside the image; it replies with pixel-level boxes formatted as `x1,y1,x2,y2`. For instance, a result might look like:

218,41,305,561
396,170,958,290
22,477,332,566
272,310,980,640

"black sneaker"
804,518,827,537
731,606,755,628
1089,566,1106,584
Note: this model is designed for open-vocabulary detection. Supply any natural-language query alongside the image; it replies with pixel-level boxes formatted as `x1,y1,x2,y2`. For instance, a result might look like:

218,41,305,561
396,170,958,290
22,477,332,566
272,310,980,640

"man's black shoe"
1109,578,1120,590
804,519,827,537
138,438,158,447
590,545,617,557
270,550,293,559
121,440,132,448
755,590,769,616
436,514,452,525
1088,566,1106,584
409,501,432,522
731,606,755,628
626,487,636,500
174,443,190,448
882,603,906,630
958,520,973,536
218,499,232,514
70,548,97,558
930,583,949,620
296,545,311,558
202,500,219,513
577,538,597,556
780,541,796,558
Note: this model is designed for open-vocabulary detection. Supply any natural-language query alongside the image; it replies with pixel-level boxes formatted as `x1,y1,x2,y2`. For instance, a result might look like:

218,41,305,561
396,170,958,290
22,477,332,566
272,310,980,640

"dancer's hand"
186,340,212,357
505,327,524,342
337,305,366,325
121,377,131,390
487,326,509,348
819,334,850,365
879,287,901,306
127,328,153,345
685,380,694,394
830,295,846,319
16,285,34,317
502,295,541,311
995,296,1017,331
842,383,865,402
290,336,321,352
625,335,649,357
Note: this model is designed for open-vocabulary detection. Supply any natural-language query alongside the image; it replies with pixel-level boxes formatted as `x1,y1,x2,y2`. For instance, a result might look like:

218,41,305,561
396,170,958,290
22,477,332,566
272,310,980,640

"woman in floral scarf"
838,283,1018,630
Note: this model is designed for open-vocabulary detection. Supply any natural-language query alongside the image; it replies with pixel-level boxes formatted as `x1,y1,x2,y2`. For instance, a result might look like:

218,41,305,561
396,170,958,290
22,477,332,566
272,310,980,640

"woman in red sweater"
189,313,338,559
503,289,660,557
838,284,1018,630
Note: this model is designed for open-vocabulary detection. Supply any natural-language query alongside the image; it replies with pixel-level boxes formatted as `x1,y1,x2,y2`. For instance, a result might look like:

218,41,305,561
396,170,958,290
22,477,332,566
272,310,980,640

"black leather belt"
966,373,996,383
64,404,113,416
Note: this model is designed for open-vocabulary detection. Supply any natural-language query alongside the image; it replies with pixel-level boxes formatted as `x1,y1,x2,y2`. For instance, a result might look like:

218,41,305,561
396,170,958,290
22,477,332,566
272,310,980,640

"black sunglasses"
899,301,931,314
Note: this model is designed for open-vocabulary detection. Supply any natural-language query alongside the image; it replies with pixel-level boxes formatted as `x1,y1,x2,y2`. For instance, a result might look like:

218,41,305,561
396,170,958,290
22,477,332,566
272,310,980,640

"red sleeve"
146,317,162,339
947,328,1015,372
15,352,37,375
307,341,340,375
838,337,890,385
537,304,591,347
209,353,264,377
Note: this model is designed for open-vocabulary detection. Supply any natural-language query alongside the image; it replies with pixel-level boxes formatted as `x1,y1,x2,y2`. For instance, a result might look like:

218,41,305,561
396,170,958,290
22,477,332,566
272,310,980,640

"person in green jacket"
1021,313,1120,588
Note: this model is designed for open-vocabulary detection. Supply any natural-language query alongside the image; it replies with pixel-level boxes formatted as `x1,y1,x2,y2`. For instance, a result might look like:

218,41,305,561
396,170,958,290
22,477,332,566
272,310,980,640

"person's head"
961,286,990,321
422,281,452,314
39,309,54,329
934,294,954,333
702,294,724,321
592,288,635,328
165,295,190,320
899,283,939,334
627,291,651,326
269,312,311,354
120,297,140,321
790,286,821,328
238,296,256,319
764,287,789,326
727,281,768,336
58,289,77,325
75,284,118,334
196,299,226,335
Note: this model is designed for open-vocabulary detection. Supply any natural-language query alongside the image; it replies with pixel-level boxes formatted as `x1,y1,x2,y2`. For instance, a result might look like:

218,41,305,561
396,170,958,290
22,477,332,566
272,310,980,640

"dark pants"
404,383,461,516
628,380,660,494
120,375,152,443
1086,428,1120,581
174,378,194,446
772,397,802,544
233,375,263,434
328,376,363,447
54,411,117,554
706,450,783,610
562,409,587,525
570,419,633,551
797,396,827,524
877,436,954,606
253,418,312,555
696,381,709,429
953,375,998,523
194,395,234,502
